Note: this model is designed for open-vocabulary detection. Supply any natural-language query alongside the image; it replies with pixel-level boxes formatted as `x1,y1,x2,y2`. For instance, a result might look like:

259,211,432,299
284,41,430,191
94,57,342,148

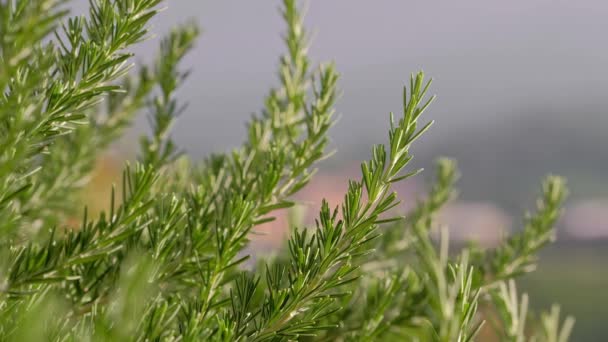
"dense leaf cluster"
0,0,573,341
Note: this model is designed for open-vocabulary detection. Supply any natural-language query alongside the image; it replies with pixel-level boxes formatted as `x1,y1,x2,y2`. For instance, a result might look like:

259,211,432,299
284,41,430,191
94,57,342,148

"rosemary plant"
0,0,574,341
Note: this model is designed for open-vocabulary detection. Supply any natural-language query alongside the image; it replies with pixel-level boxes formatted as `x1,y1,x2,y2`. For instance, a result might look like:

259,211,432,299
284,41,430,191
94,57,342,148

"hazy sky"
76,1,608,157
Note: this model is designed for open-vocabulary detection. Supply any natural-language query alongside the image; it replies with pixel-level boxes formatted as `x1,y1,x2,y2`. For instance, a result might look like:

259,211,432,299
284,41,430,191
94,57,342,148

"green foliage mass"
0,0,573,341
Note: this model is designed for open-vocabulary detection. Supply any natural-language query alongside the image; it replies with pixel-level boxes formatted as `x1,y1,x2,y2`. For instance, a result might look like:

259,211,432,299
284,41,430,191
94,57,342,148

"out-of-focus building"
437,202,512,247
563,199,608,239
251,165,423,251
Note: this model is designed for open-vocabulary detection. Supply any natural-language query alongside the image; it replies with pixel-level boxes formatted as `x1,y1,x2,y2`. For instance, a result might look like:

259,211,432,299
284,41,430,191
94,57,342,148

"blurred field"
520,241,608,341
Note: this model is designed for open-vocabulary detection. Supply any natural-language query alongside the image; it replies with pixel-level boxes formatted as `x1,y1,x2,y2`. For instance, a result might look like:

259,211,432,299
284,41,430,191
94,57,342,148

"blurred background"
80,1,608,340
